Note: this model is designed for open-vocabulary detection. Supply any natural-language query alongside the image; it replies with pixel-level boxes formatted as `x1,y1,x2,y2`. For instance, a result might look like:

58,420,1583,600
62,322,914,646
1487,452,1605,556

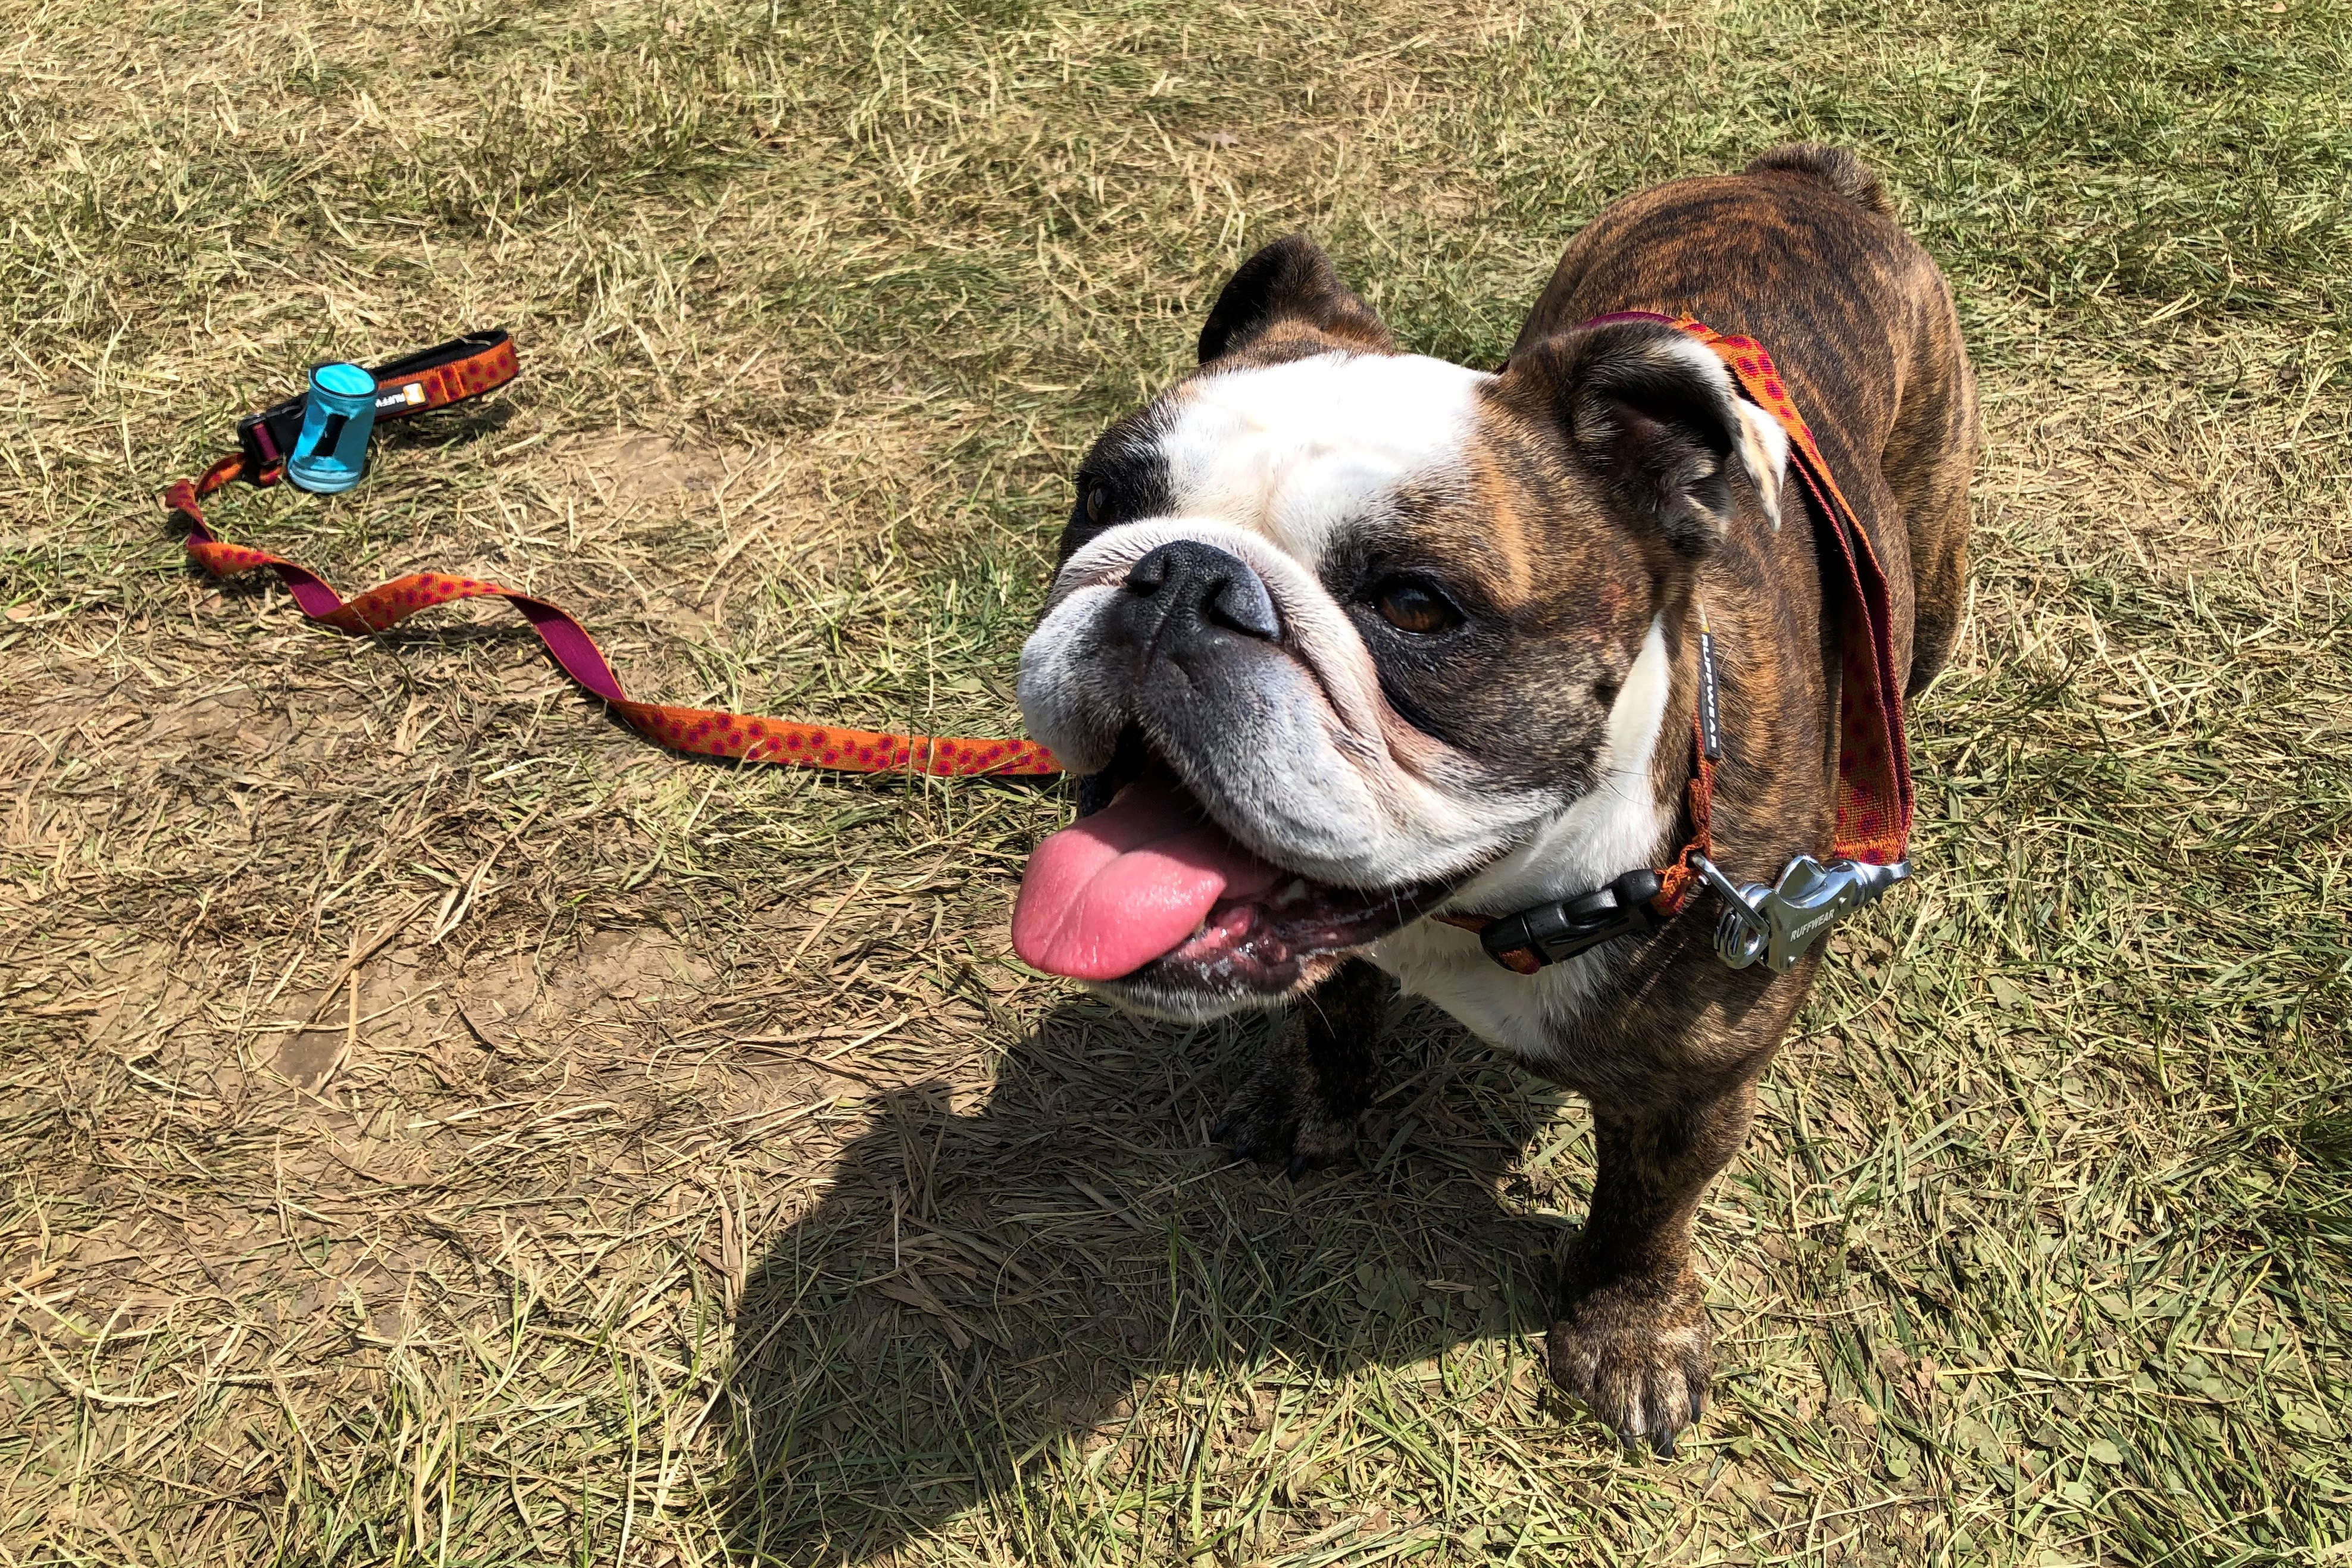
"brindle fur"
1217,147,1972,1453
1050,145,1975,1454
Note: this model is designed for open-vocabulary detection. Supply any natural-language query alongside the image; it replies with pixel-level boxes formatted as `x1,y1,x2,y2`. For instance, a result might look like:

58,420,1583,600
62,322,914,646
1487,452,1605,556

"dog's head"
1012,235,1787,1018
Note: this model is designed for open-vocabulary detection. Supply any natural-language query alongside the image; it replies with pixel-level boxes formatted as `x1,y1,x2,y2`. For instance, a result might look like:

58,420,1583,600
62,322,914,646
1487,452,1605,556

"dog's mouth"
1011,739,1449,994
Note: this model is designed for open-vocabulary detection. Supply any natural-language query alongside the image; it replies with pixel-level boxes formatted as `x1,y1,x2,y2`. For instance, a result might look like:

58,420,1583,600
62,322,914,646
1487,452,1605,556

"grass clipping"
1,0,2348,1563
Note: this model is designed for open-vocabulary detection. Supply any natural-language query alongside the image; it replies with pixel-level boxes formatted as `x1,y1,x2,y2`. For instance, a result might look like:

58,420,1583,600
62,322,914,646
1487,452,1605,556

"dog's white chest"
1365,615,1679,1064
1368,921,1621,1062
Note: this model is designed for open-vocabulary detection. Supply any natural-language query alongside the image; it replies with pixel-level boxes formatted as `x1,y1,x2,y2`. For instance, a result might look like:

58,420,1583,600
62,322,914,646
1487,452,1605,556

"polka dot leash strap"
161,369,1061,779
1683,315,1912,865
1441,313,1917,976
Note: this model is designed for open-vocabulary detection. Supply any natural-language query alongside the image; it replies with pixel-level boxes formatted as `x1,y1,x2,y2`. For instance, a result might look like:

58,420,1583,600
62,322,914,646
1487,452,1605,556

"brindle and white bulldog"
1009,145,1976,1453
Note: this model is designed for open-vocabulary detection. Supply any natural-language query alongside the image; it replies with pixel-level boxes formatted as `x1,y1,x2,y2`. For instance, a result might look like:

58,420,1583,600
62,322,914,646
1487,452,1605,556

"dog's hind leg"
1210,957,1387,1178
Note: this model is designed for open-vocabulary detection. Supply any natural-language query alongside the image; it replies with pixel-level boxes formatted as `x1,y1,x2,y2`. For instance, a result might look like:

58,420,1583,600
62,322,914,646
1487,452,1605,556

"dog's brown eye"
1085,487,1109,524
1374,580,1459,634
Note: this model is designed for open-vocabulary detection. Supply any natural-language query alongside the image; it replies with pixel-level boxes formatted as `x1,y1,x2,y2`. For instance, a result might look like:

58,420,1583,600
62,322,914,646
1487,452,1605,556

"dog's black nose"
1123,539,1280,640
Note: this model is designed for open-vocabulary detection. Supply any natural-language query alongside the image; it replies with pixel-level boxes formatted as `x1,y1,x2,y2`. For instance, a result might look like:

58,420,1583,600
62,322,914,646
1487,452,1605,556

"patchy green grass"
2,0,2348,1563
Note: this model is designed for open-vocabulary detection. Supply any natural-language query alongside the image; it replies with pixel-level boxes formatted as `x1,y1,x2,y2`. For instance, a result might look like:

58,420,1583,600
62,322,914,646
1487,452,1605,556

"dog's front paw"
1208,1049,1361,1178
1546,1272,1712,1457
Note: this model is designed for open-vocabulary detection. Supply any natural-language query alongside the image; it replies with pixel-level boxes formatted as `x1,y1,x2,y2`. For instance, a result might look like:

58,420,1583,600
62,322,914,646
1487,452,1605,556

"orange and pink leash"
160,320,1909,870
161,335,1060,779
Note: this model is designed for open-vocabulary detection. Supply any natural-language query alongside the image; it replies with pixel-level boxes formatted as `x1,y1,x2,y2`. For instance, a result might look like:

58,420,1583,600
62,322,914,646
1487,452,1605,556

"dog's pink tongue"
1013,778,1278,981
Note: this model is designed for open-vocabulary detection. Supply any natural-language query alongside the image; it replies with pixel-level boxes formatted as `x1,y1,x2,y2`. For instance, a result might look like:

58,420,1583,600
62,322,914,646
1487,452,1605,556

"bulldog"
1010,144,1976,1453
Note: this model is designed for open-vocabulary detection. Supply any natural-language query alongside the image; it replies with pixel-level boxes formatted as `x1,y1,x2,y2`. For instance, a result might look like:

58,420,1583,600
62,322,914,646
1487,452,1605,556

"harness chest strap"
1438,314,1915,975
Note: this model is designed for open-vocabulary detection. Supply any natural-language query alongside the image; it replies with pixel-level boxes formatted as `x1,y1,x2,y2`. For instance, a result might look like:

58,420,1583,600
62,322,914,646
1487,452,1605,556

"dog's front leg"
1210,956,1387,1178
1547,1075,1761,1456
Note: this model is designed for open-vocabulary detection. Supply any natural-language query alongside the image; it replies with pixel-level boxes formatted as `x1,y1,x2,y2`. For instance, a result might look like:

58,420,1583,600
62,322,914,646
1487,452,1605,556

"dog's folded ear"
1501,320,1787,553
1199,234,1394,365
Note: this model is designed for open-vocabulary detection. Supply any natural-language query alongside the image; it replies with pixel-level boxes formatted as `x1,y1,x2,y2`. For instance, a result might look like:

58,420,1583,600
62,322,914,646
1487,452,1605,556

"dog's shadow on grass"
720,995,1579,1564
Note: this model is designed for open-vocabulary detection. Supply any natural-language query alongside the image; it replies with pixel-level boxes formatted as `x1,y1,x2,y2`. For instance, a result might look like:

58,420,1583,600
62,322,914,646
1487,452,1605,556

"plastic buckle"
1480,867,1665,968
237,394,309,478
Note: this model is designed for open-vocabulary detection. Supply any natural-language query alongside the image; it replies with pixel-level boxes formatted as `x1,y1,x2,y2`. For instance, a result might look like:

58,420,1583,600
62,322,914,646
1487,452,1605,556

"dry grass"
2,0,2348,1563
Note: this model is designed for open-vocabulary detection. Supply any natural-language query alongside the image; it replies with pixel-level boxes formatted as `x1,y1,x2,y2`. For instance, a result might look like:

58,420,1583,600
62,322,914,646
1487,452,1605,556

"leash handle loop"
236,330,520,478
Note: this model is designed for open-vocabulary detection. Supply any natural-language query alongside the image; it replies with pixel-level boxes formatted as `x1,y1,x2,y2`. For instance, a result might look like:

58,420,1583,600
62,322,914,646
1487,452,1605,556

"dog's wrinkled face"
1014,236,1787,1018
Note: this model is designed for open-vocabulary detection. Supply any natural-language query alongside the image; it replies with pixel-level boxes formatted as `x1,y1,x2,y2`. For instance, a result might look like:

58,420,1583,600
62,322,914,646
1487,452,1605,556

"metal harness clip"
1689,852,1908,972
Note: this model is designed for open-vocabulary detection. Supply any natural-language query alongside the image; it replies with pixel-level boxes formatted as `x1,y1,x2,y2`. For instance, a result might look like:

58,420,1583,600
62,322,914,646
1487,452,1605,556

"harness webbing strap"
161,335,1061,780
1671,314,1913,865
